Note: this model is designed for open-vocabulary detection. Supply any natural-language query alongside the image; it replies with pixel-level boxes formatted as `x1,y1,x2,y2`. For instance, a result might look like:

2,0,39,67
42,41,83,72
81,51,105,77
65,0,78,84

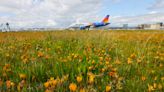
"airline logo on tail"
102,15,110,23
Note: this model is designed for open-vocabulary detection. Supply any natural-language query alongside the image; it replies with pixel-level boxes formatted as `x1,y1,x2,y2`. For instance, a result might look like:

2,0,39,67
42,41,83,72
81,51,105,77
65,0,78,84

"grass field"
0,30,164,92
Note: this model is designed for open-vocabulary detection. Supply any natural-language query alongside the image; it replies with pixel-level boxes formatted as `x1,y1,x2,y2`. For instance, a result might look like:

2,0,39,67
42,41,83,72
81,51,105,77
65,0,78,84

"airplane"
79,15,110,30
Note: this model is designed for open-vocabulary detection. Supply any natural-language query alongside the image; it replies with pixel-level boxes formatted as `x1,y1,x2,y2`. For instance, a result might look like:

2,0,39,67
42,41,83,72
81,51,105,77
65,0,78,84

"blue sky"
101,0,164,26
0,0,164,28
102,0,155,16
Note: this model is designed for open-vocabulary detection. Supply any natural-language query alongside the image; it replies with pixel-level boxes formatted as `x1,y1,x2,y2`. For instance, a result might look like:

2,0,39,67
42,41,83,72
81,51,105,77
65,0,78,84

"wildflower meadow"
0,30,164,92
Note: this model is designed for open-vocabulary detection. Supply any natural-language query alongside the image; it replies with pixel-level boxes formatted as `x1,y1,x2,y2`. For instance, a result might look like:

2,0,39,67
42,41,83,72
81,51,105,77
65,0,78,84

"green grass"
0,30,164,92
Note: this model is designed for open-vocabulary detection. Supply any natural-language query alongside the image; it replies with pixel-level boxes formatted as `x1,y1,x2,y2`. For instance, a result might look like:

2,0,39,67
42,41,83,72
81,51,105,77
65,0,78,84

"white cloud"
148,11,158,14
0,0,164,29
149,0,164,9
0,0,102,28
111,13,164,26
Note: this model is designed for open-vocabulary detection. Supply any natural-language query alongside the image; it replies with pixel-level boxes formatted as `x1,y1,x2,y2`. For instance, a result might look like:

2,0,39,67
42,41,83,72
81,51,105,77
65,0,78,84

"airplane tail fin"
102,15,110,23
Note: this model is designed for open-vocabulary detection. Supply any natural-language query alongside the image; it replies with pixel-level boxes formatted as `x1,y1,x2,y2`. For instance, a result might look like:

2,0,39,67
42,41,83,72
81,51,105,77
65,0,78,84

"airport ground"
0,30,164,92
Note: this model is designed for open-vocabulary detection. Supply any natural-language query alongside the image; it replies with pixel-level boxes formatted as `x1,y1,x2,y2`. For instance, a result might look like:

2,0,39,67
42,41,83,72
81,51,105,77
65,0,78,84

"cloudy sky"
0,0,164,28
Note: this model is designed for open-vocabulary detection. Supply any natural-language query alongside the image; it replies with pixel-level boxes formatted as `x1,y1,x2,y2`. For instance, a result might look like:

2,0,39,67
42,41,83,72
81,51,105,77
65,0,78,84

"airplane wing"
80,24,92,30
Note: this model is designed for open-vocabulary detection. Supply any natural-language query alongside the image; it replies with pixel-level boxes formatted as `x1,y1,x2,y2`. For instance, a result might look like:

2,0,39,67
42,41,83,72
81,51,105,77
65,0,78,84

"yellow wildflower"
6,80,11,89
52,80,57,86
137,59,142,63
80,88,86,92
158,83,162,90
159,64,163,67
92,60,95,64
44,82,50,88
102,49,105,53
106,85,111,92
127,58,132,64
141,76,146,81
73,54,78,59
154,76,157,81
108,71,115,77
105,57,111,62
19,74,27,80
99,57,103,61
148,84,155,91
69,83,77,92
17,84,21,91
105,61,110,65
3,64,11,71
45,89,53,92
76,76,83,83
50,77,54,81
88,74,95,84
45,55,50,59
115,59,121,65
63,75,69,81
161,77,164,81
101,68,105,72
11,82,15,87
153,83,157,89
38,51,44,57
88,66,93,70
130,53,136,59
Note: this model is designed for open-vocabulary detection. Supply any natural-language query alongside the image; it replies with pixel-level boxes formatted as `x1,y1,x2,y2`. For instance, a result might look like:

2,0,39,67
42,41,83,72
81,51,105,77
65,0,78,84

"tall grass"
0,30,164,92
